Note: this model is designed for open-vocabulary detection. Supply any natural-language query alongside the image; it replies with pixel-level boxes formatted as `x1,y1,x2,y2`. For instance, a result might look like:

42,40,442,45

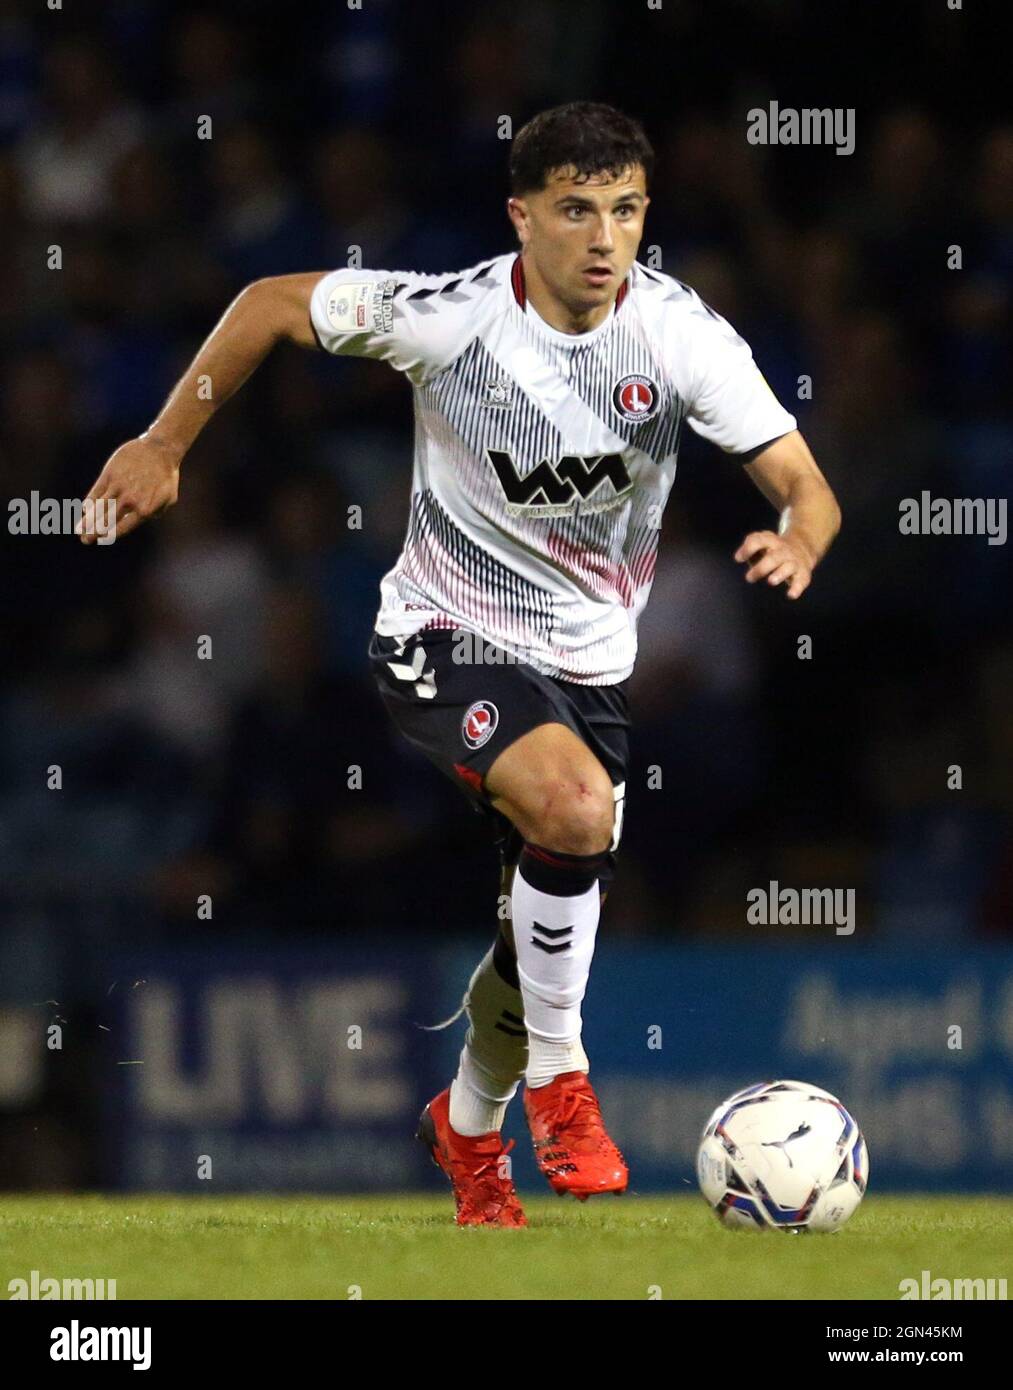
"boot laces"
470,1136,516,1183
453,1138,519,1218
542,1087,605,1149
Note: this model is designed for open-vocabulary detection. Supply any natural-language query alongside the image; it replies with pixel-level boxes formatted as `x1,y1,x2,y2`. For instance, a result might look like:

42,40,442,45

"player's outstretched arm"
77,272,324,544
734,429,841,600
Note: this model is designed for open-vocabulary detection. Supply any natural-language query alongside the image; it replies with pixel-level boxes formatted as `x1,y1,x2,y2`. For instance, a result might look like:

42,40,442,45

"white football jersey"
310,253,796,684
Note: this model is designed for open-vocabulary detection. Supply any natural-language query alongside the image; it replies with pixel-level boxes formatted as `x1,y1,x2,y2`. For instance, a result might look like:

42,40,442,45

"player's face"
508,165,649,319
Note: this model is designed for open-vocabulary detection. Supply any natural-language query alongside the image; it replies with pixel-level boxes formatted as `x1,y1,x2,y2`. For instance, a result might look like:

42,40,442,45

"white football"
697,1079,868,1232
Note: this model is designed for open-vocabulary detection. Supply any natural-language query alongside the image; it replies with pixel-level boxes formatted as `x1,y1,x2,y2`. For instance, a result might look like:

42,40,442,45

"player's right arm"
79,262,478,543
77,272,323,544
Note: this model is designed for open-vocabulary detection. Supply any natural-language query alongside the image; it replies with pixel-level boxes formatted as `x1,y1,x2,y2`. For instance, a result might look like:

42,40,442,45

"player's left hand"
734,530,814,600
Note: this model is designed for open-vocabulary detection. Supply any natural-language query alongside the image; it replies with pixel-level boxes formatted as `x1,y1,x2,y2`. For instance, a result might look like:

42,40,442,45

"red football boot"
524,1071,628,1200
416,1088,527,1227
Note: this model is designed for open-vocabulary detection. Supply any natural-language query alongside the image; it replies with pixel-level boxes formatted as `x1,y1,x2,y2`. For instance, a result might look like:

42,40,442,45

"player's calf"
479,723,626,1193
448,940,528,1137
486,725,614,1084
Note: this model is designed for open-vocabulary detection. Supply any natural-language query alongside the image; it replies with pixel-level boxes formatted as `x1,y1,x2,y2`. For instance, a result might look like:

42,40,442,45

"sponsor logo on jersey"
485,448,633,518
462,700,499,749
482,378,514,409
612,374,660,421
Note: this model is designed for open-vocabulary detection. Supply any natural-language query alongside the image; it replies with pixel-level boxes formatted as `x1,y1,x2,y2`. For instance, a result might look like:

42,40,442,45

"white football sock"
448,945,527,1136
511,844,601,1089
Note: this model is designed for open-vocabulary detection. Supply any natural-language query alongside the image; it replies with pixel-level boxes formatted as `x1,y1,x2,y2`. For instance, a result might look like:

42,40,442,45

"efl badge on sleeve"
325,280,395,334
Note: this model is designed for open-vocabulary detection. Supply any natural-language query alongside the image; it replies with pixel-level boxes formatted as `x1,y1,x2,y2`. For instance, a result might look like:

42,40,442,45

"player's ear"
507,196,529,245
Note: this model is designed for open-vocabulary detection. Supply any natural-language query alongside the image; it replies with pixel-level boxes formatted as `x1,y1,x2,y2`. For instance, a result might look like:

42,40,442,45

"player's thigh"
484,720,615,852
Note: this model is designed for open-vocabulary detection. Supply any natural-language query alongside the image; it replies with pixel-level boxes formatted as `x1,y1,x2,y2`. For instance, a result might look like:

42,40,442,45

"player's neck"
520,254,615,335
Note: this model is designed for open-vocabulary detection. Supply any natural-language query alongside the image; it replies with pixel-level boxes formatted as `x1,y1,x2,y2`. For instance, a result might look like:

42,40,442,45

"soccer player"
79,102,840,1227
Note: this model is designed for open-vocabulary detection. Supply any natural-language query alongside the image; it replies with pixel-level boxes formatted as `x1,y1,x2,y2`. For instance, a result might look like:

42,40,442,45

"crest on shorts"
462,700,499,749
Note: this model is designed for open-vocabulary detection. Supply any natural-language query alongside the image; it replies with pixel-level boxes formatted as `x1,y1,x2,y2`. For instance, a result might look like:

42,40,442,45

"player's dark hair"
510,102,654,195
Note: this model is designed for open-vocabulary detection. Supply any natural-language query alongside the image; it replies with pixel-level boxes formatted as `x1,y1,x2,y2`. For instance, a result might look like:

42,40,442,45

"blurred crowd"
1,0,1011,999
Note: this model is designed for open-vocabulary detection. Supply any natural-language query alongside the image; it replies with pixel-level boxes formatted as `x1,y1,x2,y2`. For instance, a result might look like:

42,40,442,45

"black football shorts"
368,625,630,890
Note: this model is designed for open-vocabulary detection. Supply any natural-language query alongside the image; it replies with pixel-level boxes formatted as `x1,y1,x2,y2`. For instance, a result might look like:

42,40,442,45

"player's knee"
527,773,614,856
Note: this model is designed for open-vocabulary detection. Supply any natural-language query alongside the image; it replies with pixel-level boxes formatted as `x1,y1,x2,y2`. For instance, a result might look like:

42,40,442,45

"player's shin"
448,935,529,1136
511,843,601,1089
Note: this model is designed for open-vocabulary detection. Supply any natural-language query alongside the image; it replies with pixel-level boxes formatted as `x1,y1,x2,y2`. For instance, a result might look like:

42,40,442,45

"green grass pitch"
1,1195,1009,1300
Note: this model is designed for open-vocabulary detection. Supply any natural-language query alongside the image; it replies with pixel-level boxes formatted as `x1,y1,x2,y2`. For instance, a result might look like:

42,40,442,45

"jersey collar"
510,254,630,315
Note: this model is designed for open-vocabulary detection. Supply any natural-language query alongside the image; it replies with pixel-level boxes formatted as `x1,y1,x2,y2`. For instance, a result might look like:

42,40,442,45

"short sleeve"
309,266,474,387
681,297,797,455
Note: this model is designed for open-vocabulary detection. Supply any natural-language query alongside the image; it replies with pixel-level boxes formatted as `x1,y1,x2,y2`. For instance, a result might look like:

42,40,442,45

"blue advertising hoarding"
106,942,1013,1193
104,944,447,1191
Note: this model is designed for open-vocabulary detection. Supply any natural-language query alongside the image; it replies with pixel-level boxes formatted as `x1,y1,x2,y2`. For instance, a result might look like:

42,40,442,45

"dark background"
0,0,1010,1186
